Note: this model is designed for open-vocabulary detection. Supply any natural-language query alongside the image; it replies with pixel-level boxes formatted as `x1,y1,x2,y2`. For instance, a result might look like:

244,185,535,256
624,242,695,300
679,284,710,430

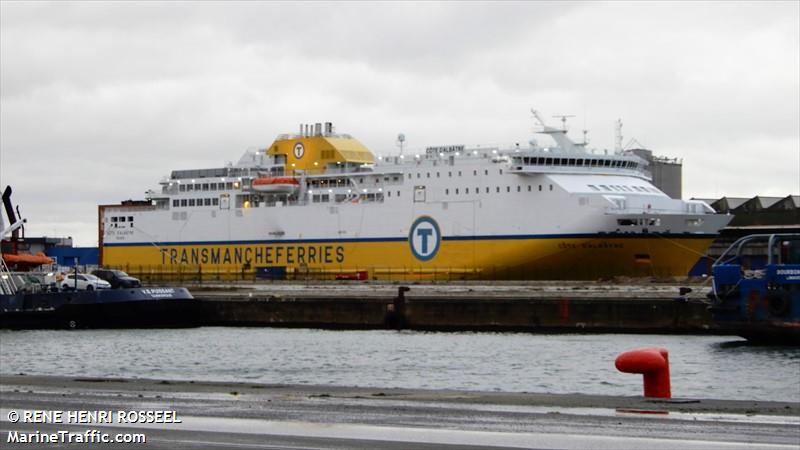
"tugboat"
0,186,200,329
709,234,800,344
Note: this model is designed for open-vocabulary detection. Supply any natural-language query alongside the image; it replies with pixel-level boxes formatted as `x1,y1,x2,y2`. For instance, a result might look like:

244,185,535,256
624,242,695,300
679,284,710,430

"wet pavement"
1,375,798,449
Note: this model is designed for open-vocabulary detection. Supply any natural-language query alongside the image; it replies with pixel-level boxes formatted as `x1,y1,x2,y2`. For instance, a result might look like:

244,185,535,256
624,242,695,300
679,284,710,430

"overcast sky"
1,1,798,246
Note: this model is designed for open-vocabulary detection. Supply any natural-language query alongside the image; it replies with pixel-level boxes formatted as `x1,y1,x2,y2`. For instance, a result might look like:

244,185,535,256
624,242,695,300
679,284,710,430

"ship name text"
425,145,464,155
161,245,345,266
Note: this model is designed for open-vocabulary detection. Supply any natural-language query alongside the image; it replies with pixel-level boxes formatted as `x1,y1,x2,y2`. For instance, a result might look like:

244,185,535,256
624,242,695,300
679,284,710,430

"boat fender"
766,292,791,317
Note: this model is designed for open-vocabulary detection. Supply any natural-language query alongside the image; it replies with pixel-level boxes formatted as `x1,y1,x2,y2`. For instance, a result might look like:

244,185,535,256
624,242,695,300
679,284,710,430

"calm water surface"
1,328,798,402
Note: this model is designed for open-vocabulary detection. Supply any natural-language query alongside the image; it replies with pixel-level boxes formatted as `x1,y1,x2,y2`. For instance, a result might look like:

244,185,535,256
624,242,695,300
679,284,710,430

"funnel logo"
409,216,441,261
293,142,305,159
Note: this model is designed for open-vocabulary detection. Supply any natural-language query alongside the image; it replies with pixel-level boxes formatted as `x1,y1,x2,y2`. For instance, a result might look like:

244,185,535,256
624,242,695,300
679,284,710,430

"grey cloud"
1,1,797,246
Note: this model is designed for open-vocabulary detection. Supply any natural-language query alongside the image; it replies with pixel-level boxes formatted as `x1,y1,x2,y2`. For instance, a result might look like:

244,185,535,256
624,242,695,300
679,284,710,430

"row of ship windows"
309,175,402,188
108,216,134,228
179,182,235,192
443,184,554,195
588,184,658,193
409,169,503,179
173,198,220,207
312,193,385,203
515,157,638,169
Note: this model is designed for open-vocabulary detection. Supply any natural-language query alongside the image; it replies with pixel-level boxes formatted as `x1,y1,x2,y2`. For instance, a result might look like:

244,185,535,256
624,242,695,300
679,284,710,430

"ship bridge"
507,151,650,180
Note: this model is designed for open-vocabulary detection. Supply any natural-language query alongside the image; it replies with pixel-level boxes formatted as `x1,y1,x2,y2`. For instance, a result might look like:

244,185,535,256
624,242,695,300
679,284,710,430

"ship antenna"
552,114,575,133
615,118,623,153
396,133,406,156
582,111,588,146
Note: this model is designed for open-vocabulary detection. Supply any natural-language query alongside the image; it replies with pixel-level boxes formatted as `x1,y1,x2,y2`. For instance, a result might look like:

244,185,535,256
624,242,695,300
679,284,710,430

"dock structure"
191,281,720,333
1,375,797,449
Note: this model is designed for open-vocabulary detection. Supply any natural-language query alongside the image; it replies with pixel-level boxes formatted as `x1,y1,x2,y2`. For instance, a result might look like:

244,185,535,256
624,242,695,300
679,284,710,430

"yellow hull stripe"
102,236,714,280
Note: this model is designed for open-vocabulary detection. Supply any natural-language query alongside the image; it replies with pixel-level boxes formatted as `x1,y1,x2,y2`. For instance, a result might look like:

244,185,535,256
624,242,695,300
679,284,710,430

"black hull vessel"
1,288,201,329
1,185,201,330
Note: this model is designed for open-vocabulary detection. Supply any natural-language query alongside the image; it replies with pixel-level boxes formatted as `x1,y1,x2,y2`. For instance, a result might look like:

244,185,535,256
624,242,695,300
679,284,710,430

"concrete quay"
1,375,797,449
191,280,723,333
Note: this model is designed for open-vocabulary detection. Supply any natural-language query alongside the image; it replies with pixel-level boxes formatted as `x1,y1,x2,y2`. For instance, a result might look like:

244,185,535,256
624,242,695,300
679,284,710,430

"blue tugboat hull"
0,288,200,329
709,234,800,345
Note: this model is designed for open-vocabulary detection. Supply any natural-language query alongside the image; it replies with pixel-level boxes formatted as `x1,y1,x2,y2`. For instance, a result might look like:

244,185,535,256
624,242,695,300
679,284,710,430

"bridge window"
484,169,489,175
528,185,532,192
549,184,553,191
466,188,470,194
473,170,477,176
173,200,179,207
204,198,212,206
455,188,459,194
485,187,489,193
568,158,576,165
436,172,440,178
588,185,600,191
458,171,462,176
517,186,521,192
181,199,187,207
445,189,449,195
213,198,219,206
189,199,196,207
496,187,500,193
539,185,542,191
506,186,510,193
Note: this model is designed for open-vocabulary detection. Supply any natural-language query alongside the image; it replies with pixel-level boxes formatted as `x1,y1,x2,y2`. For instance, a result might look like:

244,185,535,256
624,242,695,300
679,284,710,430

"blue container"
255,266,286,280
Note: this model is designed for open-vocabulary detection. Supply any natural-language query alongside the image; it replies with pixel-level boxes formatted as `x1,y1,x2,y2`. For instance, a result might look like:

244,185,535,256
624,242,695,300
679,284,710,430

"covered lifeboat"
251,177,300,194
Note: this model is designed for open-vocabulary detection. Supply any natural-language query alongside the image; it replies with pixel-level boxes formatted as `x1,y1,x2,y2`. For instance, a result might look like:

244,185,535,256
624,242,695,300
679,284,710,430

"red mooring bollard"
615,347,671,398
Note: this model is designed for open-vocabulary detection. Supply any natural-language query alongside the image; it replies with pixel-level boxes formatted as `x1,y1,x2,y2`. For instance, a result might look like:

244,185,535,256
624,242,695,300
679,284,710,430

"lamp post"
73,256,80,291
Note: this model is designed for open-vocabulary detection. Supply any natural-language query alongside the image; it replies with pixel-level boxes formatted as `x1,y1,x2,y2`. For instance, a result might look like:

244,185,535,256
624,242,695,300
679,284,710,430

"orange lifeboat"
251,177,300,194
2,252,54,270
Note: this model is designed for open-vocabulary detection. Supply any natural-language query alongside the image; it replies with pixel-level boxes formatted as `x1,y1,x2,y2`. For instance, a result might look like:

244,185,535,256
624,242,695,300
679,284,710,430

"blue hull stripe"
103,232,718,248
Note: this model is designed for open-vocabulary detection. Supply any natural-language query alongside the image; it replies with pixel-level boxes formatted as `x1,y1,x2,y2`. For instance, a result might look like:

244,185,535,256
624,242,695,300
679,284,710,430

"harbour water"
1,328,798,402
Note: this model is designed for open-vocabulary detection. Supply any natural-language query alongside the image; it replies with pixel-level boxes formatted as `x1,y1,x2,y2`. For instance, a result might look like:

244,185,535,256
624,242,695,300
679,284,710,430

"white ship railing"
0,254,18,295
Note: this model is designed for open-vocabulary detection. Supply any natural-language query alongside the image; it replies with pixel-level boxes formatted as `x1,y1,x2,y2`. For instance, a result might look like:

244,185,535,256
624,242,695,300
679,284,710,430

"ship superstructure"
100,114,731,280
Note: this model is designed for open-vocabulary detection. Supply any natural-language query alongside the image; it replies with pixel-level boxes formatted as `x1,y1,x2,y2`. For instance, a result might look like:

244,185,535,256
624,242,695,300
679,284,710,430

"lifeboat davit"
251,177,300,194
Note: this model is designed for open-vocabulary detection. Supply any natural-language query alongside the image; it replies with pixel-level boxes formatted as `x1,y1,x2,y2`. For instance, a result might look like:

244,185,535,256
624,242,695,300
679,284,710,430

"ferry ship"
99,113,731,280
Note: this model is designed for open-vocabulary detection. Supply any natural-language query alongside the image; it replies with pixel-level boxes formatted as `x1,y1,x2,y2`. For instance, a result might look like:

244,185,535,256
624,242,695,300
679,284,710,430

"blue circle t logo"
409,216,441,261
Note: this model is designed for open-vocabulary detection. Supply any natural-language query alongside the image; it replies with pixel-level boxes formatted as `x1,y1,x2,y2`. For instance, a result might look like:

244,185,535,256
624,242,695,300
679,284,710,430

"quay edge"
194,290,721,334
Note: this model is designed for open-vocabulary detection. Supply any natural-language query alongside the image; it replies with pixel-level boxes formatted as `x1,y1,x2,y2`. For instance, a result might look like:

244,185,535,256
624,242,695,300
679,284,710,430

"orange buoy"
615,347,671,398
